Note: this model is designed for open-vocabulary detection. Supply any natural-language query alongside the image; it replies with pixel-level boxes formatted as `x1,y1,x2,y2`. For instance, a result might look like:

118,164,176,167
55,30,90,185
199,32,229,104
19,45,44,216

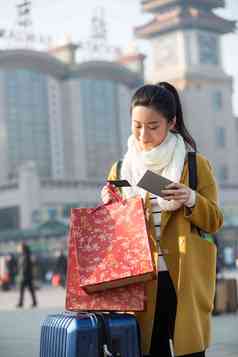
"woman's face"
131,106,176,151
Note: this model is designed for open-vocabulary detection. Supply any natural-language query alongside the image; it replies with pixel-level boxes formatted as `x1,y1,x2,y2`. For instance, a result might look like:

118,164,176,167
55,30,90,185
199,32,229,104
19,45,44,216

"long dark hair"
130,82,197,151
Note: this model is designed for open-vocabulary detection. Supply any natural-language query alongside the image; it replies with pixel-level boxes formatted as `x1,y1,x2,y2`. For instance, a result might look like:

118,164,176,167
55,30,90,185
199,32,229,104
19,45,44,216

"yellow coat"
108,153,223,356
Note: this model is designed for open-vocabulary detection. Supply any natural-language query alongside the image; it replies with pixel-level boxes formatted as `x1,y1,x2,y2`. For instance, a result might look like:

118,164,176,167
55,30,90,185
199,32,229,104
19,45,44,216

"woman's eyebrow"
133,120,160,124
147,121,160,125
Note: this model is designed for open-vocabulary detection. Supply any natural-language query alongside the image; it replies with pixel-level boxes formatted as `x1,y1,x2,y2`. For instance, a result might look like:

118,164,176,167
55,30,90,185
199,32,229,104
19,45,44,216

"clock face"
198,32,219,65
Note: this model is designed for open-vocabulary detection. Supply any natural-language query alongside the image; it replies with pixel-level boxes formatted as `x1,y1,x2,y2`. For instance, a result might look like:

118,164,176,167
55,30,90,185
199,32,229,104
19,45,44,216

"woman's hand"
101,183,120,204
161,182,196,207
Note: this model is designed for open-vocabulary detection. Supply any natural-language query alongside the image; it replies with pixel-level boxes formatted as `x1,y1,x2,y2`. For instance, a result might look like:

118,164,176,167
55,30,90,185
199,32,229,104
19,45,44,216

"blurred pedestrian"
16,242,37,308
102,82,223,357
6,253,18,287
52,249,67,288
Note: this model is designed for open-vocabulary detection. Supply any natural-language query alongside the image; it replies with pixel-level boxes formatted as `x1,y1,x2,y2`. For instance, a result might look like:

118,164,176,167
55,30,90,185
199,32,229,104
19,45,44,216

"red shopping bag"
70,186,155,294
65,227,145,311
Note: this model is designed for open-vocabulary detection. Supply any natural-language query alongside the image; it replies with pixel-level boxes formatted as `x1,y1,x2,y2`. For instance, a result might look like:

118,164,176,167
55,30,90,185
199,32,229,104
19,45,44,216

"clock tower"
135,0,238,188
135,0,235,84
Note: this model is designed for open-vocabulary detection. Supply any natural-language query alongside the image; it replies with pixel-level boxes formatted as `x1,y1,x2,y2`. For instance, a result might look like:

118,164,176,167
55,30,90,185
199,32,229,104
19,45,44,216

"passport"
137,170,174,197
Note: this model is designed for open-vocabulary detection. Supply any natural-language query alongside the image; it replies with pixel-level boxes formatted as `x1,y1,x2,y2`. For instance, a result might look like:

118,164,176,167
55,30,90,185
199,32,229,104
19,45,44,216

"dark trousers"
149,271,205,357
18,279,37,306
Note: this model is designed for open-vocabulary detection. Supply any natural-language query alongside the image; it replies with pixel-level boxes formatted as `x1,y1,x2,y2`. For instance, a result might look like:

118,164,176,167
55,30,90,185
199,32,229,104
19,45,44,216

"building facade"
0,49,143,183
0,46,143,251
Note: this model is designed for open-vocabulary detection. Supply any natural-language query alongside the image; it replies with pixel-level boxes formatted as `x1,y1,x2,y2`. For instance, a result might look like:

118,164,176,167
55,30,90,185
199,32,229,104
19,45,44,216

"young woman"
102,82,223,357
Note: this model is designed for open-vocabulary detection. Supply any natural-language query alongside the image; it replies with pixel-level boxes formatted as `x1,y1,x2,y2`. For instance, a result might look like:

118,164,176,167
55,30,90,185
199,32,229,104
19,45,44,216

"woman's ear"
169,116,177,131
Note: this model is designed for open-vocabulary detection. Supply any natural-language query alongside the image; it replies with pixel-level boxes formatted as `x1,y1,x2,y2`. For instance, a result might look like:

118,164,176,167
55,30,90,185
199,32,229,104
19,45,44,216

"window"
219,165,228,182
0,206,20,230
80,79,121,178
198,32,219,65
5,68,52,177
215,127,226,148
212,91,223,111
48,208,57,220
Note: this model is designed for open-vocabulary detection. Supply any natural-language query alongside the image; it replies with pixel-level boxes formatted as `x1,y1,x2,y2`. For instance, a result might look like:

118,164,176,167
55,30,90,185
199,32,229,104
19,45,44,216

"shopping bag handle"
92,184,124,213
107,183,123,203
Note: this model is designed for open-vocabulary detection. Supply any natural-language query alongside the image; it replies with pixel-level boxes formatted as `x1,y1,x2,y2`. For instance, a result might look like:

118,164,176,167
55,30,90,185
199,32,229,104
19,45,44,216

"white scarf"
121,132,186,211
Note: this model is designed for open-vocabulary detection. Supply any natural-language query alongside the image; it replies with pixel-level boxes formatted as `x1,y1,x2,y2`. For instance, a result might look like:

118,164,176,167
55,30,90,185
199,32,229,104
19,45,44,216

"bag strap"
187,151,204,236
94,313,117,357
188,151,197,190
97,312,142,357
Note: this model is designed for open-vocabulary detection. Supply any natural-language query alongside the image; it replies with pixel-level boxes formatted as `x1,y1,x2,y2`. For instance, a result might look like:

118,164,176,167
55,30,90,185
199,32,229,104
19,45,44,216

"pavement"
0,285,237,357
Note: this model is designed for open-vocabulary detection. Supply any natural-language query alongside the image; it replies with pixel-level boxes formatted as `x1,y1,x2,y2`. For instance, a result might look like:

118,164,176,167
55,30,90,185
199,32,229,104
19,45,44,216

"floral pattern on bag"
71,196,155,291
65,229,145,311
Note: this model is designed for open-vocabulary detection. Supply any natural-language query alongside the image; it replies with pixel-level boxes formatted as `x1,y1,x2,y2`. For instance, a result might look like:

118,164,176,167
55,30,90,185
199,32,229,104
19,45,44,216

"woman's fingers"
101,185,111,204
101,183,117,204
165,182,182,190
162,184,191,203
102,193,112,204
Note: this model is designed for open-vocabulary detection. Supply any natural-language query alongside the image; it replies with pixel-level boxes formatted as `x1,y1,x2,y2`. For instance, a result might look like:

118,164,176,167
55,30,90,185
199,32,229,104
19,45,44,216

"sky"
0,0,238,113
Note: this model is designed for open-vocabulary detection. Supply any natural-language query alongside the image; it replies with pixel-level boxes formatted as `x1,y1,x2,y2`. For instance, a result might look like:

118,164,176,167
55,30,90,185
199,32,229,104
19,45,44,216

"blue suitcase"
39,312,142,357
